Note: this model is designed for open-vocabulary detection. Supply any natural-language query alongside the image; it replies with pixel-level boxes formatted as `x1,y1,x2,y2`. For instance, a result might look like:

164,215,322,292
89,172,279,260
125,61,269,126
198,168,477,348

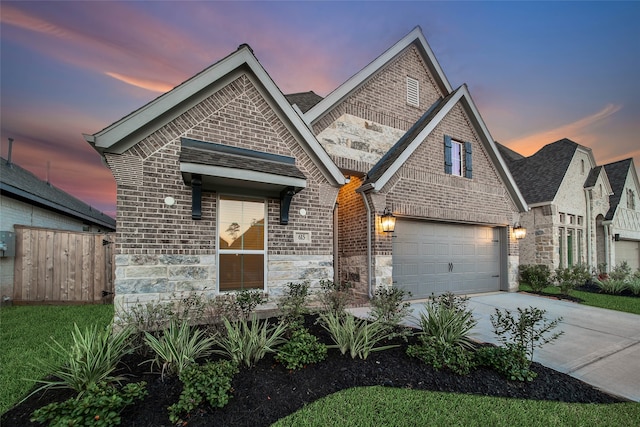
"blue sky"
1,1,639,218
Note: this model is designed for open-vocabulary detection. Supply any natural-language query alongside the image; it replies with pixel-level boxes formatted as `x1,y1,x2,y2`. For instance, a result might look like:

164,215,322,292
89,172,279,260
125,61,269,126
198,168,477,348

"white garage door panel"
616,241,640,271
393,220,502,298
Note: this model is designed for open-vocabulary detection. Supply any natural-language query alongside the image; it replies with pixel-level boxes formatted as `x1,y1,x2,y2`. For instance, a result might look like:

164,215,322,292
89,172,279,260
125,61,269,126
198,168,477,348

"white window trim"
451,140,464,177
216,193,267,293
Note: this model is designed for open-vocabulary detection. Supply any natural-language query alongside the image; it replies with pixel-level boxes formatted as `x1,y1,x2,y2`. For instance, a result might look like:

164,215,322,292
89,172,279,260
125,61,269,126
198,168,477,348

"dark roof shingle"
0,158,116,230
603,158,633,220
284,91,324,113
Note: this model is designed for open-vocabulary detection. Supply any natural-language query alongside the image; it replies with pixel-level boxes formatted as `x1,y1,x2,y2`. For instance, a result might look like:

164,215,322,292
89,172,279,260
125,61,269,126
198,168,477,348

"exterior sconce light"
381,208,397,233
513,223,526,240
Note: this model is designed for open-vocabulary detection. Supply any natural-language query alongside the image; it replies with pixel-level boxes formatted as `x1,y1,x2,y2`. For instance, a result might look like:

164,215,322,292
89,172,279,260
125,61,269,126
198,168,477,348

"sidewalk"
349,292,640,402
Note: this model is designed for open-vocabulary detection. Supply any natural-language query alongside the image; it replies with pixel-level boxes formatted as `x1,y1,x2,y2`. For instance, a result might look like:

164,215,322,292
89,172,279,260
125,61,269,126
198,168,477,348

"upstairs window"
406,77,419,107
629,189,636,210
444,135,472,178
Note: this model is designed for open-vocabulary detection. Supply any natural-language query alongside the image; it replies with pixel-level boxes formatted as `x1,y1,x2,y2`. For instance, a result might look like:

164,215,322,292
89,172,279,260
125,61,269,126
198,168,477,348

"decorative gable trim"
304,26,453,124
84,46,346,187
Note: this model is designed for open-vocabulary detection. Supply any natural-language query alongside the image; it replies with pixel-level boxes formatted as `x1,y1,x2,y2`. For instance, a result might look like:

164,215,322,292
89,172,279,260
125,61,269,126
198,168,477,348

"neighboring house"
603,158,640,271
498,139,613,271
84,27,527,316
0,157,116,299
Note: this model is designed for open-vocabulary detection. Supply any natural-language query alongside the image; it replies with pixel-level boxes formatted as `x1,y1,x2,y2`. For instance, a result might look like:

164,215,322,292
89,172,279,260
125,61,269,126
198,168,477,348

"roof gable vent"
406,77,419,107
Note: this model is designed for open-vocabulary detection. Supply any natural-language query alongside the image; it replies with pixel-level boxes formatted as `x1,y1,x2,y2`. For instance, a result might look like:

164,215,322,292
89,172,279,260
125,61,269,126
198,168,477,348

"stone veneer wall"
108,73,339,316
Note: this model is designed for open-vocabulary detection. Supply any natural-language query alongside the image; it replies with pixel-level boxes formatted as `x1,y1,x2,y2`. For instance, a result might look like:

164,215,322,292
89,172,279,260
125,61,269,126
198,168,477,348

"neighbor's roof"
0,158,116,230
603,158,634,220
504,138,580,205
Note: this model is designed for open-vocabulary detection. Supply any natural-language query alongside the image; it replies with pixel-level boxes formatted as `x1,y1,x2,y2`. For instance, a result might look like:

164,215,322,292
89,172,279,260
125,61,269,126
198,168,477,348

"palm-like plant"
319,312,398,359
415,293,477,350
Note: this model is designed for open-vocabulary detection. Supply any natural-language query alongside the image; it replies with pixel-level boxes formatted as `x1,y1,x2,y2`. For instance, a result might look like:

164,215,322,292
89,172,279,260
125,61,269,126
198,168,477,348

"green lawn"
0,304,113,415
518,284,640,315
273,386,640,427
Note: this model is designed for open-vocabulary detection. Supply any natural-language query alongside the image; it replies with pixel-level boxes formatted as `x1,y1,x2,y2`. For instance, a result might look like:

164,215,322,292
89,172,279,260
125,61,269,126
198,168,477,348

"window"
569,215,575,225
444,136,472,178
577,216,583,226
406,77,419,107
218,195,265,291
628,189,636,210
581,159,585,175
559,228,565,268
559,213,566,224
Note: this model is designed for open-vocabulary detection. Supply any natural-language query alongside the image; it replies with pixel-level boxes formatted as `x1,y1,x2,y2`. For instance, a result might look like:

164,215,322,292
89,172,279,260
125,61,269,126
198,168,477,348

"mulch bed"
1,315,625,427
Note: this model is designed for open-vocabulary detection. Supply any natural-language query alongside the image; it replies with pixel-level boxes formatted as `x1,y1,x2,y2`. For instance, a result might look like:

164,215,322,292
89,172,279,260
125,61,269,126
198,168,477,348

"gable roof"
359,85,528,212
603,158,637,220
0,158,116,230
304,26,453,125
84,45,345,187
285,91,324,113
504,138,581,205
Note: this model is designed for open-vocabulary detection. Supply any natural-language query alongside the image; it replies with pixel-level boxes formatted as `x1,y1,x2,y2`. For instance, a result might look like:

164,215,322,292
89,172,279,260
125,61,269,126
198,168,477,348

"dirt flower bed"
1,315,623,427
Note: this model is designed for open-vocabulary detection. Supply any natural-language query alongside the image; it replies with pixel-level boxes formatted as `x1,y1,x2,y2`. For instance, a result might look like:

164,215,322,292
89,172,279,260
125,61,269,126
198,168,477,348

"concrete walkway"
349,292,640,402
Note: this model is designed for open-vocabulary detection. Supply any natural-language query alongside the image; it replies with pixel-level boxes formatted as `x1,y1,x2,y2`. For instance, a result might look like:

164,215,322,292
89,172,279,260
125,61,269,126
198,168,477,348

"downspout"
584,188,592,268
360,192,374,299
333,203,339,285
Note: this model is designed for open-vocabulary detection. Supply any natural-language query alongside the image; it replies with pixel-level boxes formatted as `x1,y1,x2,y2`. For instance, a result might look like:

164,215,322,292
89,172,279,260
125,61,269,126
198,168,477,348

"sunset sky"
1,1,639,219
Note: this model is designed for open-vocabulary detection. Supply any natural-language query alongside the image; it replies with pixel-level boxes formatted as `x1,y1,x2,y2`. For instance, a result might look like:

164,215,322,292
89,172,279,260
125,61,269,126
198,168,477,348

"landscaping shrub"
627,271,640,296
319,279,354,315
483,306,563,381
319,312,398,359
275,328,327,369
407,336,476,375
518,264,551,293
413,292,477,350
609,261,632,281
143,320,216,378
30,323,133,397
31,381,147,427
595,278,628,295
235,290,267,320
213,316,287,368
167,360,238,425
553,264,590,296
278,281,311,331
369,287,412,333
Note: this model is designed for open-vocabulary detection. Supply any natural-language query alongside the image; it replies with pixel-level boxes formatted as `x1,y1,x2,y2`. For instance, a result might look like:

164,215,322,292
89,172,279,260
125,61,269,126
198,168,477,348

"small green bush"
369,287,412,331
595,278,628,295
213,316,287,368
275,328,327,369
414,292,476,350
553,264,590,296
319,279,354,315
319,312,398,359
29,323,133,397
31,381,147,427
235,290,267,319
143,320,216,378
518,264,551,293
475,345,536,382
278,281,311,331
168,360,238,425
627,275,640,296
407,336,476,375
610,261,632,281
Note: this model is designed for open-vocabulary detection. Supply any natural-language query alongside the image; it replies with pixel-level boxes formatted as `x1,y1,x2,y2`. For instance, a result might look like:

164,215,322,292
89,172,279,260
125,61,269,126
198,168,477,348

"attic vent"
406,77,419,107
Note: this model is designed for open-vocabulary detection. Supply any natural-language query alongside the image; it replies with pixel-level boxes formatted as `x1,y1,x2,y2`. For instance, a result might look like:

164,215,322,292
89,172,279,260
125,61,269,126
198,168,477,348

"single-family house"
497,138,613,271
84,27,527,315
602,158,640,270
0,156,116,299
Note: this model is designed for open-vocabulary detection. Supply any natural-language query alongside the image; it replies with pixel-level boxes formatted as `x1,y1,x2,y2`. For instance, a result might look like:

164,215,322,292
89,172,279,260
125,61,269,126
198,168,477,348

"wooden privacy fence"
13,226,115,304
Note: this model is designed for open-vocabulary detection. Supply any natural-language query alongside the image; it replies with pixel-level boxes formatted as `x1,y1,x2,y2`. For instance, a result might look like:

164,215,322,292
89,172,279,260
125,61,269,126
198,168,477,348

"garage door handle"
449,262,453,272
492,275,499,277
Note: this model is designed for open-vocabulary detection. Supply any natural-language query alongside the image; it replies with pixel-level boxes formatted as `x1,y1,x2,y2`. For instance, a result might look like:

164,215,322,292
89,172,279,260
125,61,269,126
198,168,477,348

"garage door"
616,240,640,271
393,220,502,299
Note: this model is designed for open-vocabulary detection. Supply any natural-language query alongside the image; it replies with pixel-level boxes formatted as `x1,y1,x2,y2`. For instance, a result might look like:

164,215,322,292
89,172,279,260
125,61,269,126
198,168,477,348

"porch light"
381,208,396,233
513,224,526,240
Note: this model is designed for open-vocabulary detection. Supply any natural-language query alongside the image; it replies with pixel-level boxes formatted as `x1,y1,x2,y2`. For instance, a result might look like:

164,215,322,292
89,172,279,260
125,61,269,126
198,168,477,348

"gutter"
360,192,374,299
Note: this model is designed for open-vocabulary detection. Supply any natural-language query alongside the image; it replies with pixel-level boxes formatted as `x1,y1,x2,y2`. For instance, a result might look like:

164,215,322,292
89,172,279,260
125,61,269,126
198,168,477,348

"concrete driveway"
349,292,640,401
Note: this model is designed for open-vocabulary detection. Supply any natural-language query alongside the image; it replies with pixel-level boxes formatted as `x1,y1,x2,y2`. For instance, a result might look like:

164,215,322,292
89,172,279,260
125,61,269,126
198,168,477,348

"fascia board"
305,27,453,124
180,162,307,189
371,89,464,192
459,86,529,212
91,49,255,150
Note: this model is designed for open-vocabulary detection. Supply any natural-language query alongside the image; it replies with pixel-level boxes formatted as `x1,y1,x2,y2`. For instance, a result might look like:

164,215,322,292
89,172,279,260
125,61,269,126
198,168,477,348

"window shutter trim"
464,141,473,179
444,135,452,174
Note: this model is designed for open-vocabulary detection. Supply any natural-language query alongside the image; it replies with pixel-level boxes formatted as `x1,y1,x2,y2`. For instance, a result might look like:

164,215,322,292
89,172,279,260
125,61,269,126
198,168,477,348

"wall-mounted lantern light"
381,208,397,233
513,223,526,240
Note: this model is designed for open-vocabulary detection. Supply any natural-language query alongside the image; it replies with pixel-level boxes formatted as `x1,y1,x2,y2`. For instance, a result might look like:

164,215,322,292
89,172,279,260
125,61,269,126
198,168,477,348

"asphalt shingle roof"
284,91,324,113
180,138,306,180
502,138,580,205
0,157,116,230
603,158,633,220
